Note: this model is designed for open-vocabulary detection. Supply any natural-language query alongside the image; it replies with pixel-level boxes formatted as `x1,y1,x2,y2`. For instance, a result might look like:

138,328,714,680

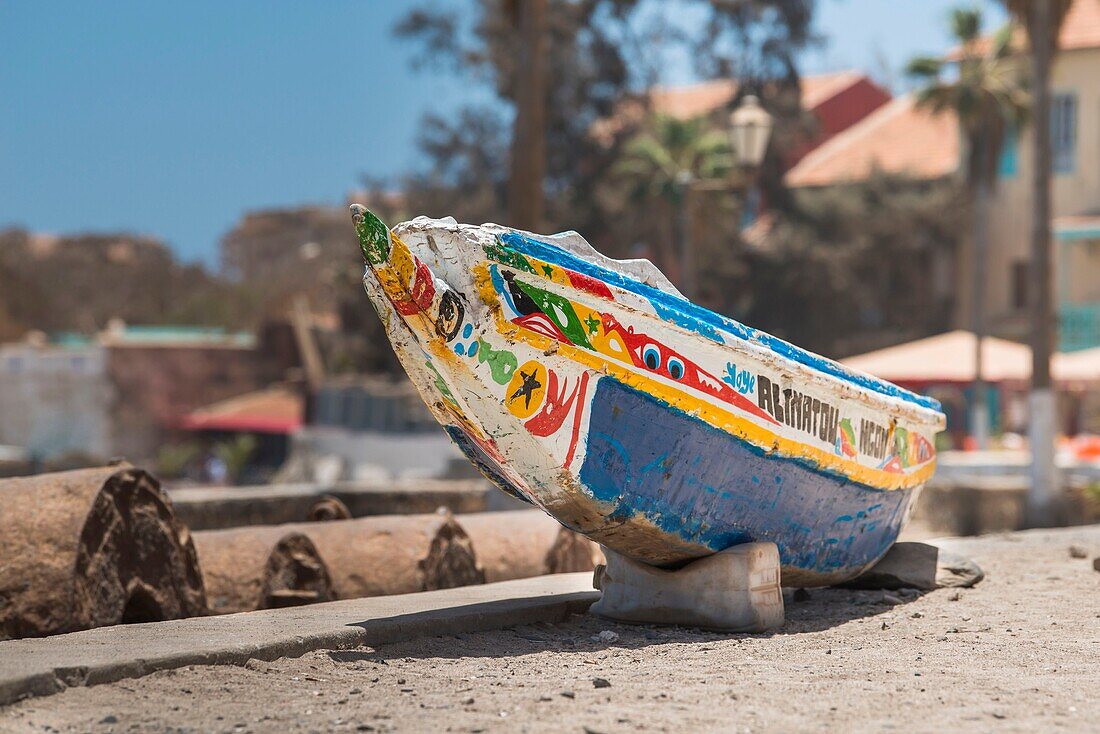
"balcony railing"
1060,302,1100,351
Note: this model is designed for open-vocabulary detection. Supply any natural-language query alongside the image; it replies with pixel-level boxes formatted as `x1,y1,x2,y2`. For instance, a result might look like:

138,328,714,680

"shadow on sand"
333,584,932,663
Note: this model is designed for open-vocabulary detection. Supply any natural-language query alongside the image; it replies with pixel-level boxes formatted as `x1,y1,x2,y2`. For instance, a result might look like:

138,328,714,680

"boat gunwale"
494,261,943,433
491,229,944,418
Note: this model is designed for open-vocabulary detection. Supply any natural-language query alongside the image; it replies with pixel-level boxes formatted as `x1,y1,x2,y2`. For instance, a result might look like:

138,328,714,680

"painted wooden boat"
350,206,946,586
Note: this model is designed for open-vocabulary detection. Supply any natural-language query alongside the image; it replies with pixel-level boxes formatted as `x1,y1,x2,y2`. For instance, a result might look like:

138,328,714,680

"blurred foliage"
0,0,974,369
614,114,734,280
737,172,968,357
0,229,256,341
906,8,1028,193
213,434,257,484
394,0,818,242
155,441,202,480
390,1,968,359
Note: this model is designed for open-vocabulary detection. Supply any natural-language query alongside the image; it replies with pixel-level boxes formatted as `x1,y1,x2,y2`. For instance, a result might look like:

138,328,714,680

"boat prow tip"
349,205,391,265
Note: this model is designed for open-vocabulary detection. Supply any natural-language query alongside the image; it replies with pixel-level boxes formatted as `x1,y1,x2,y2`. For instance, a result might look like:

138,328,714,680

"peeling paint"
350,209,945,585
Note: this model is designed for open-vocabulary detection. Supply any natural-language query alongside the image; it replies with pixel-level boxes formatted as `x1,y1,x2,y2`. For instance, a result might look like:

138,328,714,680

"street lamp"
728,95,773,168
676,95,773,301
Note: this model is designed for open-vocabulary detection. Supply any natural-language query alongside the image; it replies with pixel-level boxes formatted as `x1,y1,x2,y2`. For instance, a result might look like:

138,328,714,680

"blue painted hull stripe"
578,378,912,577
498,231,942,413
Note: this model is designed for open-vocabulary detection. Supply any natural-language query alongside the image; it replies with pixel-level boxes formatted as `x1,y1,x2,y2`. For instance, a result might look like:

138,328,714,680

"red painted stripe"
567,269,614,300
563,372,591,468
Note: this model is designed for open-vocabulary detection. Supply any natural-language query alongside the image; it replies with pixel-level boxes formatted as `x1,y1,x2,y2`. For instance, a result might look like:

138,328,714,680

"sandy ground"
2,527,1099,734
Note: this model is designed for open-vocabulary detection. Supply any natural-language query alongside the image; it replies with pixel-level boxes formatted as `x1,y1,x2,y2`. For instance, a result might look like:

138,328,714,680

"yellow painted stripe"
473,265,932,491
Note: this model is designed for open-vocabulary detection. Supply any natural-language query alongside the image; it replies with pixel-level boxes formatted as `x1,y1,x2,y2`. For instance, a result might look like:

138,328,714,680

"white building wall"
0,344,115,459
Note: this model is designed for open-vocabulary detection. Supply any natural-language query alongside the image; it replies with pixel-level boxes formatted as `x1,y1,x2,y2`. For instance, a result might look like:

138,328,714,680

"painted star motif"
542,264,555,277
584,314,601,335
508,369,543,409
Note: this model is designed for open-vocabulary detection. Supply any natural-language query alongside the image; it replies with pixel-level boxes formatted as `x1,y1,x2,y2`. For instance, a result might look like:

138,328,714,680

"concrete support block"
590,543,784,632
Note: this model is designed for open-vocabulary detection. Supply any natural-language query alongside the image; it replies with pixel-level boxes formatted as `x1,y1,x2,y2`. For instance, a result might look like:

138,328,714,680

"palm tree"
906,8,1029,449
1001,0,1072,525
507,0,549,232
615,114,734,298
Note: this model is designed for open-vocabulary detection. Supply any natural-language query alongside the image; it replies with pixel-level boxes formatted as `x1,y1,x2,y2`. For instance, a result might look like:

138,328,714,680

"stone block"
590,543,783,632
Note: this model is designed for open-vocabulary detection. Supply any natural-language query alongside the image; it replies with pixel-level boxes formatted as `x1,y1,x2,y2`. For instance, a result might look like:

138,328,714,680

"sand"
2,526,1098,733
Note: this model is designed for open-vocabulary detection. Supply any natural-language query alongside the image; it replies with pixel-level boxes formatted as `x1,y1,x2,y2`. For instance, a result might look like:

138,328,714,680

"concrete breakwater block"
457,511,602,583
0,466,205,640
192,527,334,614
590,543,784,632
193,512,485,613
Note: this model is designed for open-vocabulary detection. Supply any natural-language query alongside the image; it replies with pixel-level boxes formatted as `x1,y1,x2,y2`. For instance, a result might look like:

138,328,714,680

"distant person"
205,454,228,485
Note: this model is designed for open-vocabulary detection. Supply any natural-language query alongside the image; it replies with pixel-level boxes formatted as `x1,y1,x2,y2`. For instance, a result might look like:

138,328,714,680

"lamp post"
676,95,773,300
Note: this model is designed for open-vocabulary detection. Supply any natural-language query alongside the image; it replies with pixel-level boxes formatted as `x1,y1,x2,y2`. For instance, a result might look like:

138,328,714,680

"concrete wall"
288,426,477,481
0,344,113,459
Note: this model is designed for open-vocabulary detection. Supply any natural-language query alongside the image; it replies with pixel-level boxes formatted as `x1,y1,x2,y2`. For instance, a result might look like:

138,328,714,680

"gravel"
2,527,1098,733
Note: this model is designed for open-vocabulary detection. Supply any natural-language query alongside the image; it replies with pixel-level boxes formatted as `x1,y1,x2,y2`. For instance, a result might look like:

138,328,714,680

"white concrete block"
590,543,784,632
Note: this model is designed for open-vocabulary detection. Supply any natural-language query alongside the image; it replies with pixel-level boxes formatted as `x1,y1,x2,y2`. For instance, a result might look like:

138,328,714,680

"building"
609,70,892,169
0,335,113,460
779,0,1100,351
782,94,959,187
980,0,1100,350
0,322,292,462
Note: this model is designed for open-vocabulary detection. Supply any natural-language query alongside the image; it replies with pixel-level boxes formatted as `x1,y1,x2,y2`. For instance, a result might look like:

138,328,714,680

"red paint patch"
392,297,422,316
514,313,571,343
602,315,778,426
525,370,582,437
411,260,436,310
567,270,614,300
563,372,591,468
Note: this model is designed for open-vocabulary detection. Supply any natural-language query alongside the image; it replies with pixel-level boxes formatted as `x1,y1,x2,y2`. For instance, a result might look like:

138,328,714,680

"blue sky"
0,1,1005,264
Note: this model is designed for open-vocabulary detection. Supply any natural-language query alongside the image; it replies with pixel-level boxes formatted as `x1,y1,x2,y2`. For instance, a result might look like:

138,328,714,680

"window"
998,125,1018,177
1051,93,1077,174
1011,260,1029,310
740,185,761,229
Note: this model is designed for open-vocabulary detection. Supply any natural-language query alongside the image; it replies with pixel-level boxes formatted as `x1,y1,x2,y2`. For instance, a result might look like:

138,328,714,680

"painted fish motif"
350,206,945,586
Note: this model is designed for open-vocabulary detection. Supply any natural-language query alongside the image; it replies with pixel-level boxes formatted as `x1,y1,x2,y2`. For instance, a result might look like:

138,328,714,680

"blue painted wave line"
497,231,943,414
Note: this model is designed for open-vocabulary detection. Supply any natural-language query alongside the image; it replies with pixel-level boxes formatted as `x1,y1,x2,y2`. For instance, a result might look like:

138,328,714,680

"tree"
906,8,1029,448
614,114,734,295
1001,0,1073,525
507,0,549,231
744,172,966,359
394,0,816,245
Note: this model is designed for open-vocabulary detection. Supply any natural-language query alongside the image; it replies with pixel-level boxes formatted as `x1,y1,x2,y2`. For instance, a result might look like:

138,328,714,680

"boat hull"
349,208,944,586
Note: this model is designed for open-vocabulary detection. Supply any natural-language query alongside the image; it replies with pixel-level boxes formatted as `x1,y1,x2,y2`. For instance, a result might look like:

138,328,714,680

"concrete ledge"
0,573,597,706
168,478,527,530
914,476,1100,536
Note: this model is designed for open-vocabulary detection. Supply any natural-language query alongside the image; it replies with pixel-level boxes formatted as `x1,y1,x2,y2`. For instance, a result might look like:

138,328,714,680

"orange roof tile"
801,70,868,108
784,95,959,187
1058,0,1100,50
948,0,1100,58
592,71,876,146
180,385,303,434
647,70,866,119
649,79,736,119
